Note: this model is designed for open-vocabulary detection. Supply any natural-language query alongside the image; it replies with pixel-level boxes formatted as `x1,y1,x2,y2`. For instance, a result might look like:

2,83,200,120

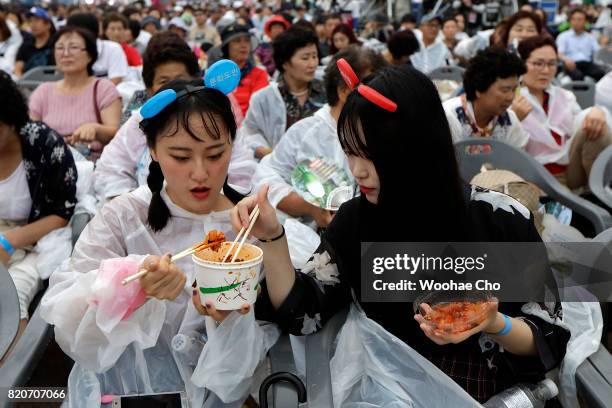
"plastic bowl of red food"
413,291,494,334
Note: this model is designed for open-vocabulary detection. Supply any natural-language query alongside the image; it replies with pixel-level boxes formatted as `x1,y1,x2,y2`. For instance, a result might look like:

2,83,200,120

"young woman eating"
236,64,570,403
41,73,272,407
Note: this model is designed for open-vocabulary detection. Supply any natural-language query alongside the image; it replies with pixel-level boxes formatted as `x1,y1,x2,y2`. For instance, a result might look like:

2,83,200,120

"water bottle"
73,142,91,158
171,331,207,367
483,379,558,408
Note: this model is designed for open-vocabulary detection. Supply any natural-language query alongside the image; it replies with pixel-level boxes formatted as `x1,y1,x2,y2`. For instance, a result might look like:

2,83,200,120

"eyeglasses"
526,60,558,71
139,59,241,127
54,45,86,55
337,58,397,112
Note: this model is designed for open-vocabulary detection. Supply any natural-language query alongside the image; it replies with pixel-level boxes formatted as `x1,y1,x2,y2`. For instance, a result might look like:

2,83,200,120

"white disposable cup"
192,242,263,310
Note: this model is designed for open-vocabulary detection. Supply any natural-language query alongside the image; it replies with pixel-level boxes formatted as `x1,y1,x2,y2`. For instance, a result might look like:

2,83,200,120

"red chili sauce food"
424,301,489,334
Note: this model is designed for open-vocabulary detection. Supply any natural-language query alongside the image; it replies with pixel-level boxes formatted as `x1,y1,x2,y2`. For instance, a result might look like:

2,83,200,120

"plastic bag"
35,226,72,279
191,309,280,404
521,301,602,408
284,217,321,269
89,256,147,333
558,301,602,408
330,304,479,408
73,158,97,217
541,214,586,244
35,151,97,279
544,226,608,407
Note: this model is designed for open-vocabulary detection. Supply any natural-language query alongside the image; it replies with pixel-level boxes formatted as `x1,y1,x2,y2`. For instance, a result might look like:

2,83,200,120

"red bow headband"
336,58,397,113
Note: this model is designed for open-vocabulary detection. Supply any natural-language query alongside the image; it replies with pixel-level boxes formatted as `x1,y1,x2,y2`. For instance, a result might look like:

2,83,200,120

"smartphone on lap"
111,391,188,408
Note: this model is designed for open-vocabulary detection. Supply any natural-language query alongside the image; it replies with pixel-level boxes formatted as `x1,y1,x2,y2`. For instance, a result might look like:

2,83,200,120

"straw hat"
470,168,544,233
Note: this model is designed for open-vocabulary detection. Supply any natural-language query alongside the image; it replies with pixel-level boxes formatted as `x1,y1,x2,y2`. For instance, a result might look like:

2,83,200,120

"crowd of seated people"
0,1,611,407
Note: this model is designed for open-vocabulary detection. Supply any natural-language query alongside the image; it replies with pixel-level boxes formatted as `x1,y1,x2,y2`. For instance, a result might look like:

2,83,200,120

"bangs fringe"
159,92,227,142
180,107,224,142
337,93,372,159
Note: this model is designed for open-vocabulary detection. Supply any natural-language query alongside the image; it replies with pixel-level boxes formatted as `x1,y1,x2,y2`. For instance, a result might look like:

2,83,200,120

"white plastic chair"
454,138,612,233
17,65,63,92
589,144,612,209
428,65,465,83
594,47,612,72
562,80,596,109
0,264,20,361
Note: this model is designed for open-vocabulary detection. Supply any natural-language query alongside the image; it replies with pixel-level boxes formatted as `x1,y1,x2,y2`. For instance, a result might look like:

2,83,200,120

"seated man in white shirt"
410,15,453,74
66,12,129,85
556,8,605,81
252,46,388,229
443,46,528,149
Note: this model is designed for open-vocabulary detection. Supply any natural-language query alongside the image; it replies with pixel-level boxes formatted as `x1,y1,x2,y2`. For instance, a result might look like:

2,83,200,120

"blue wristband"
489,313,512,336
0,234,15,256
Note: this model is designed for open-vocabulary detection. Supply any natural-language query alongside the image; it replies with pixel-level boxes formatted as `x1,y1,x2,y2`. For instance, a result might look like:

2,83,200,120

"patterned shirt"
256,186,569,403
19,121,77,223
277,76,326,131
443,96,529,149
121,89,148,125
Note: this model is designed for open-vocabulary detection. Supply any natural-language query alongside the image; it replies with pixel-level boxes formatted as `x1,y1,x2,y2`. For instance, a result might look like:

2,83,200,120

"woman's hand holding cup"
191,289,251,322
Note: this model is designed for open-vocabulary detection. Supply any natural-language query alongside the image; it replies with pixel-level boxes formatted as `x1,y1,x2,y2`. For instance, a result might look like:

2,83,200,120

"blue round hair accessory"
204,59,241,95
140,89,178,119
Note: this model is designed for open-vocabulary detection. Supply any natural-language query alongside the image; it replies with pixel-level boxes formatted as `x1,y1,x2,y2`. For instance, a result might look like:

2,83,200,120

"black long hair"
0,70,29,131
337,65,470,241
140,79,244,232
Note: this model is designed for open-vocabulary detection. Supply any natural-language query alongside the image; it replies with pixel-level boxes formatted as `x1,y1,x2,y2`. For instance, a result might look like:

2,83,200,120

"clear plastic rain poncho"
240,83,287,151
330,304,480,407
39,186,280,407
251,104,353,211
330,302,602,408
537,227,612,408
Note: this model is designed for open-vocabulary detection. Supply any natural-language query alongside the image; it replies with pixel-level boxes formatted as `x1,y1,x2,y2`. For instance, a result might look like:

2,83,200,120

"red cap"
264,15,290,38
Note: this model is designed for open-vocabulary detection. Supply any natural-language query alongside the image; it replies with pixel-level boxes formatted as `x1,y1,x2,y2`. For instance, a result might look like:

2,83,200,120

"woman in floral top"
0,71,76,353
234,65,570,403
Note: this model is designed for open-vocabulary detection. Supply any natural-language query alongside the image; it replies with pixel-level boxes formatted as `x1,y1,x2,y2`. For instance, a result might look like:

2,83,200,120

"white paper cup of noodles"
192,242,263,310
